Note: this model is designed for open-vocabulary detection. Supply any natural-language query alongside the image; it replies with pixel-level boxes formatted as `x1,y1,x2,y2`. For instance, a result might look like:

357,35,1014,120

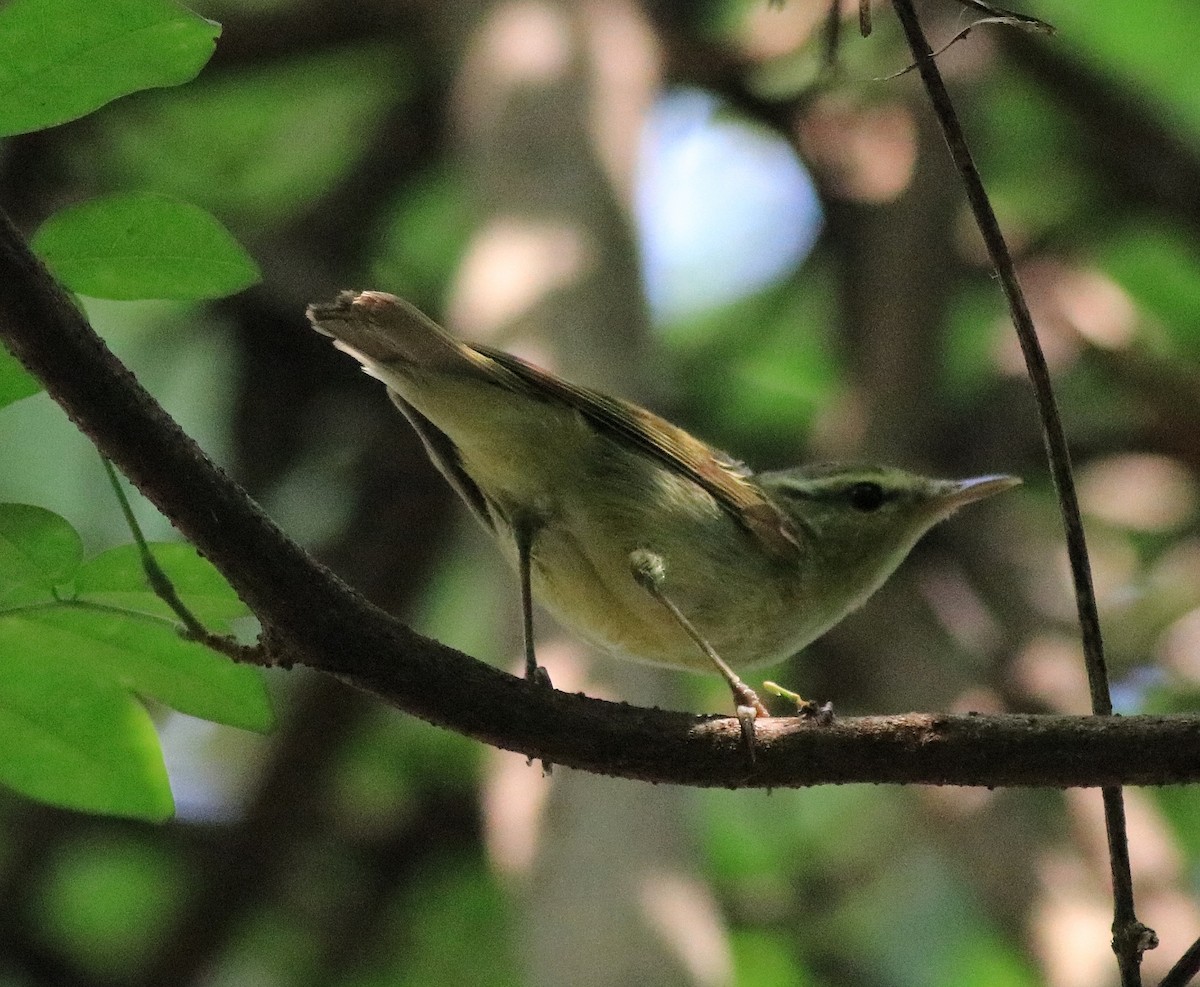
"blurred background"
1,0,1199,984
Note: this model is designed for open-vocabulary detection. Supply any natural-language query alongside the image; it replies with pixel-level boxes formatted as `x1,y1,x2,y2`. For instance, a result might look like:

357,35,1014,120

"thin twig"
949,0,1054,34
874,17,1042,83
886,0,1153,982
1159,935,1200,987
822,0,843,74
102,441,259,663
102,455,209,639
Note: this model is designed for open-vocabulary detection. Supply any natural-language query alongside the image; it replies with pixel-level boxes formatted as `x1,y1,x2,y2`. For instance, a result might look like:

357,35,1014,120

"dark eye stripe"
772,481,891,502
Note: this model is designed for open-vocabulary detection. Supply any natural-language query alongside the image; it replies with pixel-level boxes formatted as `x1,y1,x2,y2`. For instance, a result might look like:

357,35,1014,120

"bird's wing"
474,344,804,560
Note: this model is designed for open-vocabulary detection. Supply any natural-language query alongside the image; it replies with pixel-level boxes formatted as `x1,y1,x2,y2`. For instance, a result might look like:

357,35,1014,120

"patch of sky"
635,87,822,325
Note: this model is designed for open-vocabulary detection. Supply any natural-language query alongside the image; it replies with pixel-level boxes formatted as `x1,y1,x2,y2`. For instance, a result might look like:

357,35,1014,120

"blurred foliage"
0,0,1199,985
660,266,841,452
1050,0,1200,142
76,44,408,226
33,834,186,979
369,164,479,306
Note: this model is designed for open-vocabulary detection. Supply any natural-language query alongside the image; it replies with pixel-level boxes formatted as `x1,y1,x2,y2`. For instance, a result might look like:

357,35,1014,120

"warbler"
307,291,1018,743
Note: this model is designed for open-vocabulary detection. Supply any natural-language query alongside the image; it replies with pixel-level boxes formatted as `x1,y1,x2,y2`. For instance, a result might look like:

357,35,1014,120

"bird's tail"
306,290,470,372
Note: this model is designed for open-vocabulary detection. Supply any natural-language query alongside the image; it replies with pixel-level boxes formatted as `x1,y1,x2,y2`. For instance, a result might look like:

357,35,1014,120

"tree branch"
2,208,1200,789
1159,935,1200,987
887,1,1154,981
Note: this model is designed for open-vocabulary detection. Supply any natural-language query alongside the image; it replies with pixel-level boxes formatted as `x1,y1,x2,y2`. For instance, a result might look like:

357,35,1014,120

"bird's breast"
506,472,821,673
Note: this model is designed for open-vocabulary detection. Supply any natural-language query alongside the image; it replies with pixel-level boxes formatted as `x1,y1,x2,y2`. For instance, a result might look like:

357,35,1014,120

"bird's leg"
514,517,554,775
513,517,552,690
629,549,768,760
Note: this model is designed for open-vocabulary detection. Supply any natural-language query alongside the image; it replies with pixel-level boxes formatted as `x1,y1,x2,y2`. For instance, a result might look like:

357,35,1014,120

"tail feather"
306,290,468,370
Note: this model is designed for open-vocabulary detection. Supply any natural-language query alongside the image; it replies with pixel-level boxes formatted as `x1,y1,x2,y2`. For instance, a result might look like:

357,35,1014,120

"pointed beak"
940,474,1022,513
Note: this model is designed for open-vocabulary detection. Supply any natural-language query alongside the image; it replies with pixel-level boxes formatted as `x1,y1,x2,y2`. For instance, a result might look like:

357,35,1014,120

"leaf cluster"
0,0,268,819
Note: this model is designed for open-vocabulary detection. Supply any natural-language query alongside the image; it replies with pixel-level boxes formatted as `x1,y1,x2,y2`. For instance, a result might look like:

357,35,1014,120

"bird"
308,290,1019,748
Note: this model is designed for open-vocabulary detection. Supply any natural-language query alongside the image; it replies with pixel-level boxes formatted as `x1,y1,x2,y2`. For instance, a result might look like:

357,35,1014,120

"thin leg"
629,549,767,759
514,518,553,776
514,517,552,690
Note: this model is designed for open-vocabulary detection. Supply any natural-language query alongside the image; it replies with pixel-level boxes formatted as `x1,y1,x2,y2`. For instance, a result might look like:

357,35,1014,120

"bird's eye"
847,481,885,512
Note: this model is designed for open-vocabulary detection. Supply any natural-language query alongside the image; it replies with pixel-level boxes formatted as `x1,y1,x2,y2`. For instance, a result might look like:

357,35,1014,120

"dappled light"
448,217,593,339
1079,453,1197,532
639,870,734,987
0,0,1199,985
799,99,918,202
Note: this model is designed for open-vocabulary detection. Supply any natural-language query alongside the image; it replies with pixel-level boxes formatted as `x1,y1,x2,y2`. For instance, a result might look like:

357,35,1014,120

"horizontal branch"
322,656,1200,788
1,208,1198,789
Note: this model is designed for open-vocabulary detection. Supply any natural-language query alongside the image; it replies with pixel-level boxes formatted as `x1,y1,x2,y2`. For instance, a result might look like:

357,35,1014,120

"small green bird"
308,290,1018,744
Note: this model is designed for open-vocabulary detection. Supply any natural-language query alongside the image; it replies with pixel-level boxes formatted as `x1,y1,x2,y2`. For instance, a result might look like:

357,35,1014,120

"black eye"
847,481,885,512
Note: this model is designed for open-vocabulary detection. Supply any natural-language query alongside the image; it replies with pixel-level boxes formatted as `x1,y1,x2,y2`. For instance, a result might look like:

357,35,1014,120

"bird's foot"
762,681,835,725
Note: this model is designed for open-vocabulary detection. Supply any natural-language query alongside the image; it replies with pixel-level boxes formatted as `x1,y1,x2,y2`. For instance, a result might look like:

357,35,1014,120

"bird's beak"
941,474,1022,513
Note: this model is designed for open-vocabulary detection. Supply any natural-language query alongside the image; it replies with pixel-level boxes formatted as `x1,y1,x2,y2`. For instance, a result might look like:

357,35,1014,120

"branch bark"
2,208,1200,789
888,2,1152,981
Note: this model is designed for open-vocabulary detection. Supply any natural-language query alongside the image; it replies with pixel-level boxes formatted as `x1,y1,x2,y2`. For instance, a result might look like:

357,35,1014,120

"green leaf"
0,503,83,606
0,608,272,731
0,505,272,819
32,193,261,300
0,647,173,820
0,0,220,137
76,542,251,631
0,346,42,409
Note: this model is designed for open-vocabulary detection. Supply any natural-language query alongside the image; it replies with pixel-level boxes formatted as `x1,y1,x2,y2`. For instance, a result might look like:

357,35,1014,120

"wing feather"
473,344,803,559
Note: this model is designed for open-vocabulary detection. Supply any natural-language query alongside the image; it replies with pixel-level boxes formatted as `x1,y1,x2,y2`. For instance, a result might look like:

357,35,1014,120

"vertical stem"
886,2,1152,983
